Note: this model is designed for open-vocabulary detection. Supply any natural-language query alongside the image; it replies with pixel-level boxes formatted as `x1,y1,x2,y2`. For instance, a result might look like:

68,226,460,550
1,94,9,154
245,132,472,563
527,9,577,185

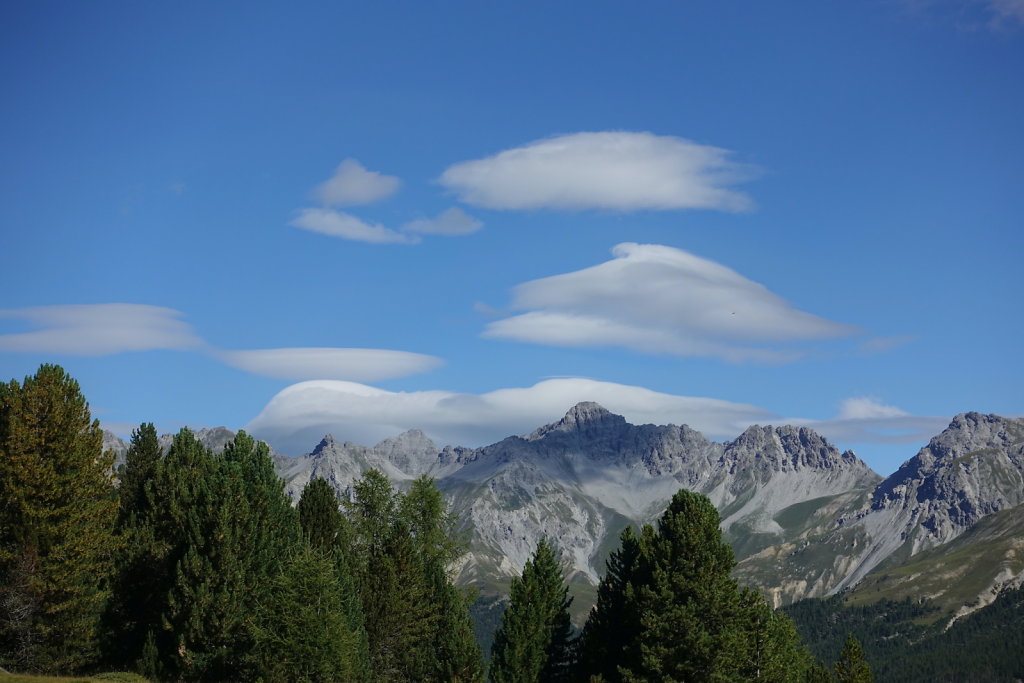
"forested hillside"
785,587,1024,681
14,363,1020,681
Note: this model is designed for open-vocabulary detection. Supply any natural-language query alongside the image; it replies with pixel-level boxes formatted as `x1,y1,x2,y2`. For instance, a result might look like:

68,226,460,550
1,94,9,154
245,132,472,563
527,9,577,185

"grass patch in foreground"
0,673,149,682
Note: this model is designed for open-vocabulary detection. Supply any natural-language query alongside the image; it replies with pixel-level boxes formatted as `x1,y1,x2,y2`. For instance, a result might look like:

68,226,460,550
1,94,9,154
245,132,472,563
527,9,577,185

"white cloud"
484,243,860,363
837,397,909,420
290,208,420,244
787,397,949,447
217,348,443,382
438,131,756,211
313,158,400,206
0,304,203,355
402,207,483,235
244,377,773,455
0,304,442,383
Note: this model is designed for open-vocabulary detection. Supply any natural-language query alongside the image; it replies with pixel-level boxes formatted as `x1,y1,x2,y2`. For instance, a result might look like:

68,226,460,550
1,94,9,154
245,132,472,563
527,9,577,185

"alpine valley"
105,405,1024,623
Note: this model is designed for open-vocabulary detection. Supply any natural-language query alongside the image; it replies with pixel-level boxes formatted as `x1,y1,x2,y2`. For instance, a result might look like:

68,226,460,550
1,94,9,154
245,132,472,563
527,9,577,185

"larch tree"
402,475,484,682
834,633,873,683
490,537,574,683
0,364,117,673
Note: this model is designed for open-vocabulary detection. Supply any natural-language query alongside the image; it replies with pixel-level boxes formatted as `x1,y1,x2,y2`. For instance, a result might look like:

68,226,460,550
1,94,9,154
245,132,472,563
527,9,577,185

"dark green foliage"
248,543,368,682
834,634,872,683
575,526,642,682
117,423,161,524
786,587,1024,682
619,490,746,681
298,476,343,552
579,489,813,682
782,595,936,666
140,428,301,680
431,565,486,682
0,364,117,673
343,469,483,682
490,537,574,683
104,423,165,668
732,587,814,682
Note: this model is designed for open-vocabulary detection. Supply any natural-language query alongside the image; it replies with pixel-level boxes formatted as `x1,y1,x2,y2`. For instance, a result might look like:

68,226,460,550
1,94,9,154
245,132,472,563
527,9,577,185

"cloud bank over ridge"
244,378,951,471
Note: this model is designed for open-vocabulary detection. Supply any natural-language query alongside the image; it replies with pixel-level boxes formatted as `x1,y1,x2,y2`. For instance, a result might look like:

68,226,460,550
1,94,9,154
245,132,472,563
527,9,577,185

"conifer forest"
14,362,1020,682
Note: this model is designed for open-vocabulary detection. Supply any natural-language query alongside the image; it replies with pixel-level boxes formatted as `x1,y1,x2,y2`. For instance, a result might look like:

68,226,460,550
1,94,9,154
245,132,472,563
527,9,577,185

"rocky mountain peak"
311,434,338,456
374,429,437,454
551,401,626,432
724,424,876,479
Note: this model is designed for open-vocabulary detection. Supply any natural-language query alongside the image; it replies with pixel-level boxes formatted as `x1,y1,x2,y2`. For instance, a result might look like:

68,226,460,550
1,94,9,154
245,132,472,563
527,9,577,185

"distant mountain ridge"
102,407,1024,620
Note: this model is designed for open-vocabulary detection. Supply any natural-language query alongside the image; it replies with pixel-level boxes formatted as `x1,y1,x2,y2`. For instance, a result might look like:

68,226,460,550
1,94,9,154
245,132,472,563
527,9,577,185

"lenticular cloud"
244,377,772,455
439,131,756,211
483,243,860,363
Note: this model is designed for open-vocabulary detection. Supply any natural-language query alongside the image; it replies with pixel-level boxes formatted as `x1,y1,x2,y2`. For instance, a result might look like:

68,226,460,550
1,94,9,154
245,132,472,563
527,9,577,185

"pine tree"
0,364,117,673
575,526,642,682
834,633,872,683
104,422,164,668
144,428,301,680
618,489,742,682
298,475,344,552
117,422,161,524
490,537,574,683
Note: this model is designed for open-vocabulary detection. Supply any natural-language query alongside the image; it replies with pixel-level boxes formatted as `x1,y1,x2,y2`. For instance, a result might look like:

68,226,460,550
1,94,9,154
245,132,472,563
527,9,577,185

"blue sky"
2,1,1021,475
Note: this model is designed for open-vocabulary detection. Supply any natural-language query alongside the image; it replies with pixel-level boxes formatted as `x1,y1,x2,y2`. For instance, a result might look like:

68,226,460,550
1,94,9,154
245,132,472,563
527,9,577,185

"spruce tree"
298,475,344,552
490,537,574,683
619,489,741,682
575,526,642,682
834,633,872,683
0,364,117,673
117,422,161,524
104,422,164,668
144,428,301,680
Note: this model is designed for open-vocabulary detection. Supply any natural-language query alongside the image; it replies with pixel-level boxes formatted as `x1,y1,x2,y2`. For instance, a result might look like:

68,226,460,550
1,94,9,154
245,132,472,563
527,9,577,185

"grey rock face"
844,413,1024,583
273,402,885,596
114,406,1023,612
739,413,1024,604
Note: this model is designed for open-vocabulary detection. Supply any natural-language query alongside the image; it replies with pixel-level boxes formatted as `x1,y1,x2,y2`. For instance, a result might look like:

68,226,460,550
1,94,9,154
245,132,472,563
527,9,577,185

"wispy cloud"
244,377,774,454
439,131,756,212
402,207,483,236
313,158,400,206
0,304,204,355
290,208,420,244
484,243,860,363
858,334,915,355
788,396,950,447
0,303,441,383
216,348,443,382
900,0,1024,29
986,0,1024,26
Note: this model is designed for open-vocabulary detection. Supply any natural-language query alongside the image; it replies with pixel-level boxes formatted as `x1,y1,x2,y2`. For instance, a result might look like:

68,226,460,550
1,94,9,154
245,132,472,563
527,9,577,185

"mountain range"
104,406,1024,622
